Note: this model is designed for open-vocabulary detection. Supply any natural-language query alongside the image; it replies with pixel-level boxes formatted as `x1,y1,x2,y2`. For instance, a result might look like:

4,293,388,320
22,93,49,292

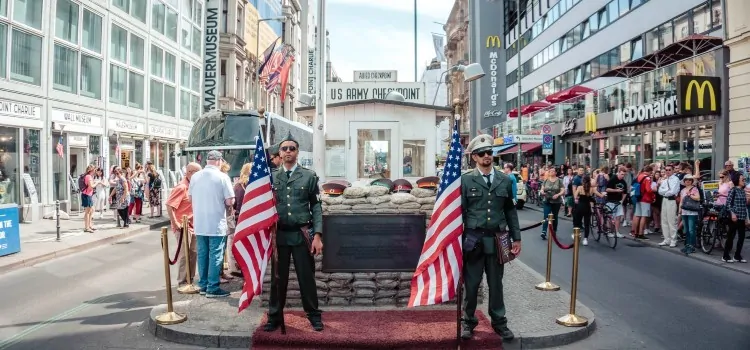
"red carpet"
251,310,502,349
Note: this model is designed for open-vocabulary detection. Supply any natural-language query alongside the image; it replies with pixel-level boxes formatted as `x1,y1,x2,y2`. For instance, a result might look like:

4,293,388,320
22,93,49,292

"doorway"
348,122,399,180
69,147,88,211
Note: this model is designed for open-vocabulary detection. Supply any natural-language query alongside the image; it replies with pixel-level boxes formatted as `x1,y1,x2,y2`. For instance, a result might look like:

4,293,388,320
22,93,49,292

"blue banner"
0,205,20,257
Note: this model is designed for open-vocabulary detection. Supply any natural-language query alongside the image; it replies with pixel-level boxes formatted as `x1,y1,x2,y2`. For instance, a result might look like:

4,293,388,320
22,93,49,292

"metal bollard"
556,227,588,327
535,213,560,291
178,215,199,294
155,227,187,325
55,200,61,242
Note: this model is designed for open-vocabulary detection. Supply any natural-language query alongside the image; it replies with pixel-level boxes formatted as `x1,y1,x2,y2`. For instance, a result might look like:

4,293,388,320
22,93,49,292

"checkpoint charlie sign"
328,82,426,104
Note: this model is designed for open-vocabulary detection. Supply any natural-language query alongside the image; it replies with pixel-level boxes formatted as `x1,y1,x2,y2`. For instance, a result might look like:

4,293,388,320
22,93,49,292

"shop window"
52,133,66,202
697,125,713,179
403,140,426,177
24,129,41,204
643,132,654,166
692,4,710,34
135,140,143,165
0,127,19,205
684,126,696,166
617,133,640,167
13,0,42,30
325,140,346,177
357,130,391,179
655,129,680,164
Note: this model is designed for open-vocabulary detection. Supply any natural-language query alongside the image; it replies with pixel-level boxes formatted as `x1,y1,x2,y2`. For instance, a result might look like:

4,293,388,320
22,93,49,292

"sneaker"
658,240,669,246
721,257,735,263
616,233,625,238
206,288,230,298
736,257,747,263
582,238,588,246
669,241,677,248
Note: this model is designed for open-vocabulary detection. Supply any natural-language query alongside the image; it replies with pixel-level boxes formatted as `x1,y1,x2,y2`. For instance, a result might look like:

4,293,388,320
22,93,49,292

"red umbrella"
545,85,593,104
507,100,552,118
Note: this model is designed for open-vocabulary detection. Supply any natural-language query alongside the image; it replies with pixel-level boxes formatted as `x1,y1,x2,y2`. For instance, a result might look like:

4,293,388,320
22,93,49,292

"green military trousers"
267,229,321,323
462,236,507,330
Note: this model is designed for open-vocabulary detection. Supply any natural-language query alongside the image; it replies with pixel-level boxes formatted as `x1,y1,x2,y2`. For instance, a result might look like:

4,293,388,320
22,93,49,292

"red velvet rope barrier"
161,229,184,266
548,220,573,250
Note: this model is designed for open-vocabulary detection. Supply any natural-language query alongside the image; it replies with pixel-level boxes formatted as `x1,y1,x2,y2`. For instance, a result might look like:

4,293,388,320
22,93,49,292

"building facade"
725,0,750,159
0,0,204,219
444,0,470,139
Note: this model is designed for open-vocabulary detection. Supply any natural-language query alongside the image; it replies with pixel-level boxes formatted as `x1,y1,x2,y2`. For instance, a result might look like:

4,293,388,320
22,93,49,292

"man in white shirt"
657,165,681,247
188,150,235,298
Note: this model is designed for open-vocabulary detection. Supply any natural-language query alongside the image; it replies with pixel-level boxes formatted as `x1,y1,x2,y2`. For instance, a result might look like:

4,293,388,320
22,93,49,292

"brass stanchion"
556,227,588,327
155,227,187,325
178,215,199,294
535,213,560,291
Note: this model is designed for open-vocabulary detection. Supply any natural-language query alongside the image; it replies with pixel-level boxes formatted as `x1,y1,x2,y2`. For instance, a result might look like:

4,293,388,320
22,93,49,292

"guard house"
295,99,452,181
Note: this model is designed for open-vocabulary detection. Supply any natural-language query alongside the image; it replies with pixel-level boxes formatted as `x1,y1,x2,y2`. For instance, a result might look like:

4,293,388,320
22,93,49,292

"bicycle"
699,203,728,254
597,202,621,249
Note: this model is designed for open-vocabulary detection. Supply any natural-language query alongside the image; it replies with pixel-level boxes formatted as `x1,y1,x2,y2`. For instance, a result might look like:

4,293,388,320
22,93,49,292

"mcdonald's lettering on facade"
585,112,597,133
486,35,501,48
677,75,721,116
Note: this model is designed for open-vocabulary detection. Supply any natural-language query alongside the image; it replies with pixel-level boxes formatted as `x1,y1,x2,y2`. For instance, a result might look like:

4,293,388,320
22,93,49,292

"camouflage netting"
260,184,485,307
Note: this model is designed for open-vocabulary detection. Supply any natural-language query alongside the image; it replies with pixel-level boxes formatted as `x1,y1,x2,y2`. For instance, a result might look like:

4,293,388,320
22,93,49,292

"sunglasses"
280,146,297,152
474,150,492,157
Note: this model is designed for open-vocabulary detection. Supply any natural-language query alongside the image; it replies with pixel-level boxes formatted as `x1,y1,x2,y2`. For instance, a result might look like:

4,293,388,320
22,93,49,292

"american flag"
409,120,464,307
259,45,288,85
56,137,64,158
231,131,279,312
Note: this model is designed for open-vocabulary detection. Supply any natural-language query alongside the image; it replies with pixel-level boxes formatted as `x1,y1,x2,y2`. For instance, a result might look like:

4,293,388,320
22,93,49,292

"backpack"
630,176,647,204
77,174,87,192
153,175,162,189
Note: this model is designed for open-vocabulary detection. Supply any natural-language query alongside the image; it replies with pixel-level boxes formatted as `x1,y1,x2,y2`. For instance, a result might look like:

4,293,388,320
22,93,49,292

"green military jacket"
460,168,522,241
272,165,323,246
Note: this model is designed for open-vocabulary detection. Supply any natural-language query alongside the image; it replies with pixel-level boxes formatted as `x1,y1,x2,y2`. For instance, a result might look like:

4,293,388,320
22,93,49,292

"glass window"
646,27,660,55
80,55,102,99
608,1,619,23
113,0,129,13
643,132,653,166
150,80,163,113
55,0,79,44
180,90,190,120
191,26,201,55
191,65,200,91
631,37,643,61
191,94,200,119
82,9,102,53
151,45,163,76
660,22,674,47
693,5,710,33
130,34,144,69
164,85,176,116
618,0,629,15
109,64,127,104
181,18,191,49
631,0,643,8
711,0,723,28
152,2,165,33
221,0,228,32
165,52,176,82
589,13,599,34
128,71,144,109
0,127,19,204
23,128,41,204
674,14,690,40
194,2,202,25
13,0,42,30
325,140,346,177
132,0,147,23
53,44,77,93
599,8,609,28
357,129,391,178
10,29,42,85
697,125,713,179
110,25,127,63
181,61,190,87
582,20,591,39
166,8,178,41
0,24,6,78
0,0,7,17
684,126,696,165
619,42,630,65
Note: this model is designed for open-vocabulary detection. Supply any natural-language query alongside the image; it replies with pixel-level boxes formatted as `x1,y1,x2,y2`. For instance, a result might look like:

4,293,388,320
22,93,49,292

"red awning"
545,85,593,104
602,34,723,78
507,101,552,118
499,143,542,155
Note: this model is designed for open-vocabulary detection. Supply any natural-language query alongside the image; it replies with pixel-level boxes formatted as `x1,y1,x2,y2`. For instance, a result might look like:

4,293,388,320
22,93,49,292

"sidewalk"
523,205,750,275
148,260,596,349
0,208,169,275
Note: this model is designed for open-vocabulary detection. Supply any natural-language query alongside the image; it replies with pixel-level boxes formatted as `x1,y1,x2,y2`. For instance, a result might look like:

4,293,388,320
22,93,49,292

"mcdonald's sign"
486,35,501,48
676,75,721,116
584,112,597,133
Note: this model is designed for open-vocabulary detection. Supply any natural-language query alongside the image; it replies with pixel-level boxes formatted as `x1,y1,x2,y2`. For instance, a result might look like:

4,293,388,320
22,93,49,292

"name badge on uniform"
470,188,478,192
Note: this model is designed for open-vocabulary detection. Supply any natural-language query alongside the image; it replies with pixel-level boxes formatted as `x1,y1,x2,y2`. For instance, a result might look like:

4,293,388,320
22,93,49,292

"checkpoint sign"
542,134,553,155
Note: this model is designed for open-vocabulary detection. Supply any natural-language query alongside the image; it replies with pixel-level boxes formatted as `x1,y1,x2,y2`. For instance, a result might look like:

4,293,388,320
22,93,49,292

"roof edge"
295,99,453,112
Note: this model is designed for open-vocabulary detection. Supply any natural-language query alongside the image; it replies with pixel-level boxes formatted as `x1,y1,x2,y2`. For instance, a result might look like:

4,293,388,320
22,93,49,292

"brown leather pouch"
300,225,313,253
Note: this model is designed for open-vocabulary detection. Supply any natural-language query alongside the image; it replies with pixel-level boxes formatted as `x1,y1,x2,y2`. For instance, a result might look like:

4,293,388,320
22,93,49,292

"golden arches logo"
684,80,717,111
486,35,501,48
584,112,597,133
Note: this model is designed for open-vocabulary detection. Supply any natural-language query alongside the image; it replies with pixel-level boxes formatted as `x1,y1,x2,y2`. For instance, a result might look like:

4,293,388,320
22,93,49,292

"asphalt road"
515,209,750,350
0,228,239,350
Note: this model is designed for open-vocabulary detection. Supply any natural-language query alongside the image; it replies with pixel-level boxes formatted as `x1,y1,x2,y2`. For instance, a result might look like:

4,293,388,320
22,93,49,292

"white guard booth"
296,99,452,183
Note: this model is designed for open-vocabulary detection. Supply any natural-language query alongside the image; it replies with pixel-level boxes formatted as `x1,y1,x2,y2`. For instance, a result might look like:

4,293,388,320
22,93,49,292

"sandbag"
420,204,434,210
328,288,352,297
375,209,399,214
398,202,421,209
354,289,375,298
352,204,376,210
353,298,375,306
343,187,368,198
374,298,396,306
367,186,390,197
287,290,301,298
287,281,300,290
343,197,369,205
376,279,399,289
330,272,354,281
399,272,413,280
315,272,330,280
375,272,401,280
328,297,350,306
411,188,436,198
322,195,344,205
374,290,398,299
399,281,411,289
396,289,411,298
397,297,411,305
391,193,417,204
315,262,322,271
328,280,350,289
315,280,330,291
352,280,377,290
416,196,437,204
367,195,391,205
354,272,376,280
327,204,352,210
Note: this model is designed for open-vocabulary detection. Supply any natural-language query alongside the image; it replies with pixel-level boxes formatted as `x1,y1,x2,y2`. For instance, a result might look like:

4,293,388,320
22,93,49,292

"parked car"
513,171,527,209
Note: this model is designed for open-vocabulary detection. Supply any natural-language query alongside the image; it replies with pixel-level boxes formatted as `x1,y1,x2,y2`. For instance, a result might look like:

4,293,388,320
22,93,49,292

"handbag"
681,188,702,212
495,231,516,265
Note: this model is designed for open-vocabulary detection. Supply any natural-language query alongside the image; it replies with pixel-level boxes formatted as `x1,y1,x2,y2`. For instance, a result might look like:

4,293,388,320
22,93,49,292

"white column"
227,52,237,100
312,0,326,180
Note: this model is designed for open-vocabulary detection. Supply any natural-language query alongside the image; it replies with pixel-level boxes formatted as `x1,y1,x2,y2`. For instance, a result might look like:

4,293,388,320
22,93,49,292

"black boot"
460,323,474,340
310,318,324,331
493,325,515,341
262,321,279,332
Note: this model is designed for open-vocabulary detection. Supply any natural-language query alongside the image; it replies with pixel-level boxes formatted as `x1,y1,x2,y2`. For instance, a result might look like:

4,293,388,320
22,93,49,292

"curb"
0,220,169,276
523,206,750,276
148,262,597,349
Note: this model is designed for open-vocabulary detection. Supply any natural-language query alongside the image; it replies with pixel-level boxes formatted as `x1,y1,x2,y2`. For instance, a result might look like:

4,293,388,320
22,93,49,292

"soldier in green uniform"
460,134,522,341
263,132,325,332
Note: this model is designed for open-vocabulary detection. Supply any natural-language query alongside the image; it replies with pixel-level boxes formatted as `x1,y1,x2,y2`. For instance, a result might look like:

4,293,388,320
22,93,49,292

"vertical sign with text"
307,47,316,95
203,0,220,113
470,0,507,133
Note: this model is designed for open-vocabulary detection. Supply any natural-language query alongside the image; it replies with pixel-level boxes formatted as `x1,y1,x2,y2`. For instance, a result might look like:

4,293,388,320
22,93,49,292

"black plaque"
322,214,426,272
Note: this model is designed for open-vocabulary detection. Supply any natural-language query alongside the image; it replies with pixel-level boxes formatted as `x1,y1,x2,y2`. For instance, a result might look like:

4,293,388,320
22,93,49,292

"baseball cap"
207,150,223,160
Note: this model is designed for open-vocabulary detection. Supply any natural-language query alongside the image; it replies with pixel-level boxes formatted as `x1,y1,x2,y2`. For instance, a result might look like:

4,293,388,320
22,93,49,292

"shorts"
634,202,651,217
605,202,624,217
565,196,574,207
81,193,93,208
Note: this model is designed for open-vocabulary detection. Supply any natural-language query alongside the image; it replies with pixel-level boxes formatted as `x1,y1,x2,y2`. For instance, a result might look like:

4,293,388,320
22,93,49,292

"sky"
326,0,455,82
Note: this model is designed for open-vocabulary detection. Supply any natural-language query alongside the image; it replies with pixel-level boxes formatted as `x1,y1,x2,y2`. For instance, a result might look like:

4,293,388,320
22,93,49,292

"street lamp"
255,16,288,110
432,63,485,105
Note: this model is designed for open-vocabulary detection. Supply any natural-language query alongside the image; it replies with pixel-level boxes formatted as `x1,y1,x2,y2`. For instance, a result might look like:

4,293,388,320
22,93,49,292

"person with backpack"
631,165,655,240
79,165,98,233
147,163,162,218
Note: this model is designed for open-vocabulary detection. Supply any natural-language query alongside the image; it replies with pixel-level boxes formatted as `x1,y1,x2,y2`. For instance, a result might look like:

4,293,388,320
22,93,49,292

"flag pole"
414,0,418,82
453,100,463,349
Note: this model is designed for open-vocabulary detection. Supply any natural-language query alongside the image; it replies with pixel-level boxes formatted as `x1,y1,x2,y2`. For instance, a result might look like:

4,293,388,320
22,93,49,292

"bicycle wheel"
699,219,716,254
605,218,618,249
591,213,602,242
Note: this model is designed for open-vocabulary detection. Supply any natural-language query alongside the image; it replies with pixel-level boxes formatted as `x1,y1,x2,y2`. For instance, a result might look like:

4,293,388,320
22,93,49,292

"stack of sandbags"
351,273,377,305
327,273,354,305
321,183,437,223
